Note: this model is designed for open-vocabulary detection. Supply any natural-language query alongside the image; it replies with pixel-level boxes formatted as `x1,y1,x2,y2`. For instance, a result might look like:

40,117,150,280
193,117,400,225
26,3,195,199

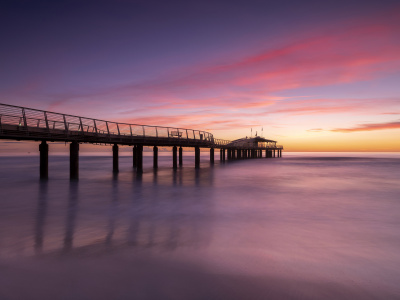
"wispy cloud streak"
331,121,400,132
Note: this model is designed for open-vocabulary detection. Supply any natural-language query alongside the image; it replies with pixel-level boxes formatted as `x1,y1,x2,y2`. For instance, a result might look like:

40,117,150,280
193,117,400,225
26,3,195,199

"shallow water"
0,153,400,299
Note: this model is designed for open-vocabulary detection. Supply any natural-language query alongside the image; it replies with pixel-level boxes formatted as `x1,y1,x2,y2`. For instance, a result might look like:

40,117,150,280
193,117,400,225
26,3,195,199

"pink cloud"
21,6,399,135
120,12,400,99
44,7,400,116
331,121,400,132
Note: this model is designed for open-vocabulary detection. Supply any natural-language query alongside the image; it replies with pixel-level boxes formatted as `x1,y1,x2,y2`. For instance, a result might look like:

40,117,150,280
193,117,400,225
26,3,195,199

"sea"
0,152,400,300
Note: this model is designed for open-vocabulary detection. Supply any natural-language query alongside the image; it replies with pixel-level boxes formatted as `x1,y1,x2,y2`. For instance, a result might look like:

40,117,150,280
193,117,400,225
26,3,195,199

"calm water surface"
0,153,400,299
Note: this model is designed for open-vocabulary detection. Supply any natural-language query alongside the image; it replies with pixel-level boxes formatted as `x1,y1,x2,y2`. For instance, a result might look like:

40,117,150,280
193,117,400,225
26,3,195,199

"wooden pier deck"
0,103,283,178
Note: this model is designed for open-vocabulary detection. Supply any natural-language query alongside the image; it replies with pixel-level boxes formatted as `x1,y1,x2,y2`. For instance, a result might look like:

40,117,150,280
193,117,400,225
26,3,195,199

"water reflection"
1,155,400,299
123,167,214,252
30,167,215,256
63,181,79,253
34,181,48,254
105,173,119,246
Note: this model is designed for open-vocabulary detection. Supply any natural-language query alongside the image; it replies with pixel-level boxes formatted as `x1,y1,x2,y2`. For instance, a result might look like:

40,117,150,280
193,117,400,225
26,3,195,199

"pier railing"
0,103,283,149
0,103,214,144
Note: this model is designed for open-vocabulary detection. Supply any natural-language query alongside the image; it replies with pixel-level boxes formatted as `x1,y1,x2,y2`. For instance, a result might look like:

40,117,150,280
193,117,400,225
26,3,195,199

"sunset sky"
1,0,400,152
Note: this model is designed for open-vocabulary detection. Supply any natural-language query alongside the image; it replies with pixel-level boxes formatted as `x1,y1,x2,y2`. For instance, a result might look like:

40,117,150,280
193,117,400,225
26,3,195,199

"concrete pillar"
113,144,119,173
173,146,178,170
238,149,241,159
136,144,143,173
132,145,137,167
222,149,226,161
153,146,158,169
179,147,183,166
70,141,79,180
210,148,214,164
220,149,223,161
195,146,200,169
227,149,231,160
39,141,48,179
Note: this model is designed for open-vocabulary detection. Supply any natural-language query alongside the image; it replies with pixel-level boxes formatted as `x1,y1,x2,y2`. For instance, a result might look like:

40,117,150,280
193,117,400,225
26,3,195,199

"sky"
1,0,400,152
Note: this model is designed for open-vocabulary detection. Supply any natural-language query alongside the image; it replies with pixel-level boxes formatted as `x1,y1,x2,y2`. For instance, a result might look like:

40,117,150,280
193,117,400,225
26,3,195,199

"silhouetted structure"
0,103,283,178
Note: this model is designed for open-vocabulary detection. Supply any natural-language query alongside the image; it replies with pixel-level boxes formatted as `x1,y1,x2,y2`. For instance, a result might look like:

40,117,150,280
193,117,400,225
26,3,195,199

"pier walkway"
0,103,283,178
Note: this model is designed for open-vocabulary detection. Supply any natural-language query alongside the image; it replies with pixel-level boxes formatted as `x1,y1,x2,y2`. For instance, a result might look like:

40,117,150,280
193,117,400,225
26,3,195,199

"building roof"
227,136,277,146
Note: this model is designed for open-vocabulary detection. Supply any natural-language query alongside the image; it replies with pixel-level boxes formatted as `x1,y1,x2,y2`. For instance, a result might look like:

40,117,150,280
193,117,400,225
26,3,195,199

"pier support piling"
136,144,143,173
153,146,158,169
70,141,79,180
132,145,137,168
113,144,119,173
179,147,183,166
210,148,214,164
195,146,200,169
39,141,48,179
173,146,178,170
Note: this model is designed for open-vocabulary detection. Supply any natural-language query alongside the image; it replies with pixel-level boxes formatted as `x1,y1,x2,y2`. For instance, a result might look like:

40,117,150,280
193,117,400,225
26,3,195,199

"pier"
0,103,283,179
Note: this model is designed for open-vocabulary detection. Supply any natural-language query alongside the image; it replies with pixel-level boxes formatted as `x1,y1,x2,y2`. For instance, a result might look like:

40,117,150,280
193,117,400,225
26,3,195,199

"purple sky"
1,0,400,151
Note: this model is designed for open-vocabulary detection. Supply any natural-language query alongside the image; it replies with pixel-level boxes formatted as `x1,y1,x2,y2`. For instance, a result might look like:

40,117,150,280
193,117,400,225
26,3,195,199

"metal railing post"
93,119,98,135
156,126,158,138
106,121,110,136
44,112,49,132
142,125,145,137
22,108,28,131
63,114,68,134
79,117,84,135
116,123,120,136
